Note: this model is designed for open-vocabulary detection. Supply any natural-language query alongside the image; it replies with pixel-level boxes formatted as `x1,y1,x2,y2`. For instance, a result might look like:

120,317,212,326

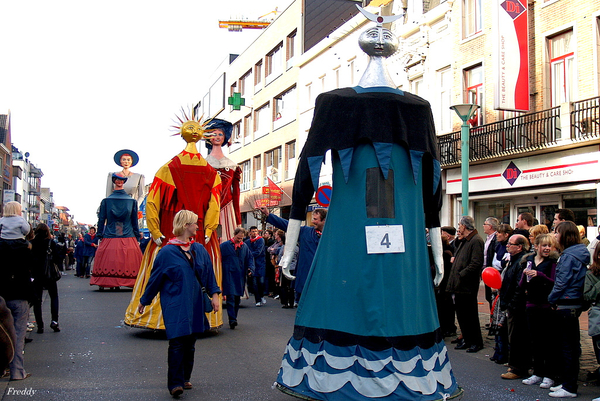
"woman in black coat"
30,224,60,333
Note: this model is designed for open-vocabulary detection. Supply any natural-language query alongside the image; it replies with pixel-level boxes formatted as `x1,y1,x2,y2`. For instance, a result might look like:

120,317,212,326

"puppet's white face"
358,27,398,58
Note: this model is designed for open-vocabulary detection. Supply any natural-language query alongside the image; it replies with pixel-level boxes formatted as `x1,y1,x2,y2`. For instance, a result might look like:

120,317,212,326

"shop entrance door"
515,203,559,230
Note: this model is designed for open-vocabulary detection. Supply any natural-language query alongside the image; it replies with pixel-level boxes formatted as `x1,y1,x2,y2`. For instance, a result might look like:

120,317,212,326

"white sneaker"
540,377,555,389
255,302,261,307
549,384,563,392
592,397,600,401
549,388,577,398
261,298,267,305
522,375,542,385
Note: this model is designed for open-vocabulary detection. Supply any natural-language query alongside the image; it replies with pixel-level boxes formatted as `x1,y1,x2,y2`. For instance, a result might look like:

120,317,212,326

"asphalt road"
2,273,600,400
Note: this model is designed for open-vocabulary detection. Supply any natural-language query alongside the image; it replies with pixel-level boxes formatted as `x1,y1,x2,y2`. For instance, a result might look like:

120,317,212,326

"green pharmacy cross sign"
228,92,246,110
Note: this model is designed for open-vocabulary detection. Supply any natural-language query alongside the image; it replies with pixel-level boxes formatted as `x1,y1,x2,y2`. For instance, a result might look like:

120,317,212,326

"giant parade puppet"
274,6,462,400
124,110,224,329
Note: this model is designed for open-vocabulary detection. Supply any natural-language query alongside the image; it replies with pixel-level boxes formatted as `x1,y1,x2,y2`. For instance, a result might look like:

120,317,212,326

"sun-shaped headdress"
169,106,216,139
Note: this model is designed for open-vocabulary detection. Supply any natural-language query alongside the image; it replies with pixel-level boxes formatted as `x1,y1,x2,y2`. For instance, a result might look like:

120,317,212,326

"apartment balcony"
438,96,600,168
29,166,43,178
29,186,41,196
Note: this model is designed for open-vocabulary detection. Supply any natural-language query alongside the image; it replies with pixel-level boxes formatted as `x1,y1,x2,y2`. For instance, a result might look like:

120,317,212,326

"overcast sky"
1,0,292,225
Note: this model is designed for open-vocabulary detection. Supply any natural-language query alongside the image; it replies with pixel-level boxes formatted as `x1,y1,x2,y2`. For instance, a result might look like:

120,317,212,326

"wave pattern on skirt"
277,335,458,400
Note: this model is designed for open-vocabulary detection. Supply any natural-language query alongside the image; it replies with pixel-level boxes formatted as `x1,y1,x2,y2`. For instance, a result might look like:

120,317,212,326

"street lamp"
450,103,479,216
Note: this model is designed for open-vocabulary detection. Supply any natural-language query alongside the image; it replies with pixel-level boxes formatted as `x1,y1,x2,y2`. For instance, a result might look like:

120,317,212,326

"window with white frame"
286,30,296,68
285,141,296,180
253,155,262,188
410,76,423,97
306,83,313,106
241,160,251,191
266,43,283,83
265,147,282,183
243,114,252,145
334,67,340,89
273,86,296,130
463,0,482,38
348,58,356,86
240,69,252,98
255,60,263,88
464,64,484,126
231,121,241,146
438,67,453,132
549,30,575,106
254,103,271,138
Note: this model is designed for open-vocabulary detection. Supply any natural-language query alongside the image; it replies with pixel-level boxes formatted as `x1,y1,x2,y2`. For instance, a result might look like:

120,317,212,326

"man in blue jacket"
82,227,99,278
220,228,255,329
245,226,266,307
259,207,326,306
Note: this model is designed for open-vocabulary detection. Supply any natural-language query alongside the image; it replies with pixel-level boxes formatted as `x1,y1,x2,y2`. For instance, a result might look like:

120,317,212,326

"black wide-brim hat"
111,173,129,183
113,149,139,167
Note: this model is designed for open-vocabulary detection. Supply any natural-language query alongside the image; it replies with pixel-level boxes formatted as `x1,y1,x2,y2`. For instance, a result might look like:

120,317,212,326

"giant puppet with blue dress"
91,173,143,289
275,7,461,401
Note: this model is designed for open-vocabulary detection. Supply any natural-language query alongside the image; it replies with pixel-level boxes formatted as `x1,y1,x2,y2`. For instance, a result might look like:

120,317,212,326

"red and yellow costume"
125,125,224,330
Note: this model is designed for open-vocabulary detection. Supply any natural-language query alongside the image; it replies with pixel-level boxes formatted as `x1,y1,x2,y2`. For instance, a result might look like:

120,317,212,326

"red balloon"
482,267,502,289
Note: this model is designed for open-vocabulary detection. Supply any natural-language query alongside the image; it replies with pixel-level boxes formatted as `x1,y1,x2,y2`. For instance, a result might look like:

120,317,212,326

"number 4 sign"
365,225,405,254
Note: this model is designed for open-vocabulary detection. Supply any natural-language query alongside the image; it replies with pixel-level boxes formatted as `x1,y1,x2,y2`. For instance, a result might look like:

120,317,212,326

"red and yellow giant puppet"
125,112,224,329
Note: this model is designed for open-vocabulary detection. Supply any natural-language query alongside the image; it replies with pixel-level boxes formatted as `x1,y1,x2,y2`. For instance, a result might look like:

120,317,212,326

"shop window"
366,168,395,219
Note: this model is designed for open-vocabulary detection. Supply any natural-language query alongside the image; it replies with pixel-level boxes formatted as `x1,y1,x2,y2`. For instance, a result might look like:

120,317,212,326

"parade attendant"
74,234,85,277
220,227,254,329
82,228,99,278
275,9,459,399
203,119,242,243
91,173,143,289
106,149,145,204
125,111,223,330
245,226,266,306
138,210,220,398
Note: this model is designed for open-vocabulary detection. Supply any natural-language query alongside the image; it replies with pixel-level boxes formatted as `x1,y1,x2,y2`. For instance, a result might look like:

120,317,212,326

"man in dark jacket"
245,226,266,307
499,234,531,380
445,216,485,353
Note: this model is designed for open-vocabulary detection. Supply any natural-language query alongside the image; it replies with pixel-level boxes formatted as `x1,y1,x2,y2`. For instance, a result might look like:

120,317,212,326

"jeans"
253,275,265,304
226,295,241,323
167,335,196,391
32,278,59,328
82,256,94,276
6,299,29,379
554,308,582,393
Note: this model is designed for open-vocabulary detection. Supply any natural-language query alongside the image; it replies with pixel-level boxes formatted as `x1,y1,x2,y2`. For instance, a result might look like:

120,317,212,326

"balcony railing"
571,96,600,141
439,106,561,167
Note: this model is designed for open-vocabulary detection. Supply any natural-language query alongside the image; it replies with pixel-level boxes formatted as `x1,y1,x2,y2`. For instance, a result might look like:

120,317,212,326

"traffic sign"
315,185,332,207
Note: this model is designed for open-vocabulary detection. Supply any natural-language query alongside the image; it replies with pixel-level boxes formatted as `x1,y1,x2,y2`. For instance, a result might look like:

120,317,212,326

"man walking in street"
245,226,266,307
445,215,485,353
220,228,255,329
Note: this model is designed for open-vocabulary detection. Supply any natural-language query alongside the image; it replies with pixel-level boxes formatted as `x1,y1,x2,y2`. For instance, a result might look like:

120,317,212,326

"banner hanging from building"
494,0,529,112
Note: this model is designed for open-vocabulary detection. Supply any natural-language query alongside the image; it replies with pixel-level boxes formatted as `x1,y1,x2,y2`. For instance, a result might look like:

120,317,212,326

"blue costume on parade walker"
275,6,462,400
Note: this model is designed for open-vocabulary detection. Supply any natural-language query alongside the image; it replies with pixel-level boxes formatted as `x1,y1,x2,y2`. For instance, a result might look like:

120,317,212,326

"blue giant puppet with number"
274,6,461,401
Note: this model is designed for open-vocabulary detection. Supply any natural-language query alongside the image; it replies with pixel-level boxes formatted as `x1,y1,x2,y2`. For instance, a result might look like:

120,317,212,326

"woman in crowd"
519,233,558,389
547,221,591,398
528,224,549,251
489,224,513,364
30,224,61,333
138,210,220,398
584,244,600,396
